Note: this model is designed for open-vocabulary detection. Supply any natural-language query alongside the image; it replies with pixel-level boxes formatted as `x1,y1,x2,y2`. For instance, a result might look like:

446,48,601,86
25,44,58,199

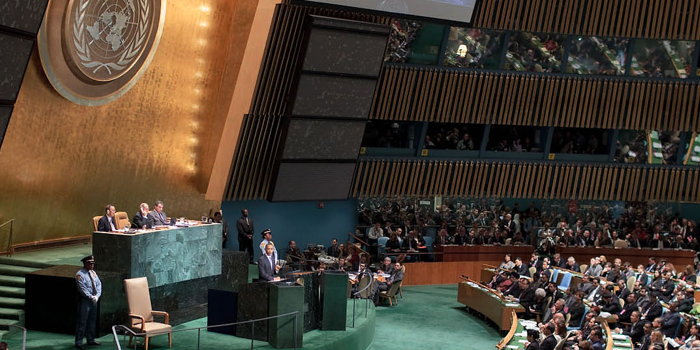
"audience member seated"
372,262,403,306
327,238,340,258
285,240,302,270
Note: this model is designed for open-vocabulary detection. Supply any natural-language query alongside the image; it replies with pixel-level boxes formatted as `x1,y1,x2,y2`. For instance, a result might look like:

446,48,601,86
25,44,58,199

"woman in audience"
498,253,515,270
568,291,586,327
573,340,592,350
524,329,541,350
555,320,568,341
529,288,549,319
649,330,664,349
679,264,696,284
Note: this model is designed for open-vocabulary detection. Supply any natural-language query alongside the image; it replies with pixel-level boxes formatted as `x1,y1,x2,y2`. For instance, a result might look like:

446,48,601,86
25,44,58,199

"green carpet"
7,244,92,267
1,283,501,350
372,284,502,350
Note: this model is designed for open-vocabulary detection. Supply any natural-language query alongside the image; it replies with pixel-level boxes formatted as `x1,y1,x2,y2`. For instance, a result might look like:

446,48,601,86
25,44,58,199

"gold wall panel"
371,66,700,132
353,159,700,203
0,0,260,244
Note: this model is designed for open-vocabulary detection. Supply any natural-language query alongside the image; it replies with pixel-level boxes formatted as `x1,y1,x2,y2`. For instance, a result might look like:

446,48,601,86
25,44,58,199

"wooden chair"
529,267,537,278
379,281,401,306
115,211,130,230
580,264,588,273
357,274,373,299
626,276,636,291
124,277,172,350
92,216,101,231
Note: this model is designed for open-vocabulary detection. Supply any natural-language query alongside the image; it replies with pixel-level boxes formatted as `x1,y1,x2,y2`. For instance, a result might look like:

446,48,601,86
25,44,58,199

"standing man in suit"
213,211,229,248
97,204,117,232
149,200,168,226
75,255,102,350
327,238,340,258
132,203,154,230
258,243,280,282
236,209,255,264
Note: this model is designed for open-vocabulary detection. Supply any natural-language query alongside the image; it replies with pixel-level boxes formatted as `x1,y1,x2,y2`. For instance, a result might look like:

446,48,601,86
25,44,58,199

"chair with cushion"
579,264,588,274
558,273,572,291
115,211,130,230
614,239,629,249
550,268,559,282
124,277,172,350
92,216,101,231
529,267,537,278
626,276,636,291
379,280,401,307
377,237,389,256
356,274,373,299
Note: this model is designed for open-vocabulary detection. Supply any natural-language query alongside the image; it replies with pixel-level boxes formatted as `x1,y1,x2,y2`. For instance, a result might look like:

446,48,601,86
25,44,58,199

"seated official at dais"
132,203,154,230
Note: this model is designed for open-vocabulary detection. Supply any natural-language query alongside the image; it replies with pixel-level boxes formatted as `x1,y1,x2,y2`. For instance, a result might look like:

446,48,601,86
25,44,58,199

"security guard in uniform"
75,255,102,349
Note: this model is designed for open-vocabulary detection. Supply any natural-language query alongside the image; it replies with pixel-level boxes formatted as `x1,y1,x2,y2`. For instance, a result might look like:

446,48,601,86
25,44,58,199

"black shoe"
87,341,101,346
75,345,85,350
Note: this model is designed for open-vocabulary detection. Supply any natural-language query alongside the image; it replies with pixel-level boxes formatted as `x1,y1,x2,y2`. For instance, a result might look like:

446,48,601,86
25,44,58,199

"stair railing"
0,219,14,257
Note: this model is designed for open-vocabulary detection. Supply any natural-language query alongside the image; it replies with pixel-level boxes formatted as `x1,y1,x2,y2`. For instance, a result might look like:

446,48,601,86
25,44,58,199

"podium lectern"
321,270,348,330
269,281,304,348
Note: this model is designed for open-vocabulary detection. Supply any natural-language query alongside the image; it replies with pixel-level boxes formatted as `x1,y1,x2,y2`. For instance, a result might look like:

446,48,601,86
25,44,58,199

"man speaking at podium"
259,243,280,282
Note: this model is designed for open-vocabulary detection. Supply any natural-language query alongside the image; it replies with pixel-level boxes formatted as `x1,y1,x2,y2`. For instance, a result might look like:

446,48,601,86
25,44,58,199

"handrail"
0,219,14,257
111,311,300,350
347,232,370,248
496,310,518,350
4,324,26,350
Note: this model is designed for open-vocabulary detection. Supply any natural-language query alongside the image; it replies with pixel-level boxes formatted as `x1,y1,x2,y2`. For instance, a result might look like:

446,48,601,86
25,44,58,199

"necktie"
246,218,249,226
88,271,97,296
269,256,275,272
109,218,116,231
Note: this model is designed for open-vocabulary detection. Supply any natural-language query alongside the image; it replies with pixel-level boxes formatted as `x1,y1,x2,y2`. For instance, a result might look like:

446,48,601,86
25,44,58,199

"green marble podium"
320,270,348,330
93,224,222,288
269,282,304,349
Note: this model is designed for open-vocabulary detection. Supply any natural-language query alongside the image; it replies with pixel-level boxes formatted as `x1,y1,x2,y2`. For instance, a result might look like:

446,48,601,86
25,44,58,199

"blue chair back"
423,236,434,252
567,307,588,331
558,273,572,291
674,314,684,338
424,227,437,238
377,237,389,254
550,269,559,282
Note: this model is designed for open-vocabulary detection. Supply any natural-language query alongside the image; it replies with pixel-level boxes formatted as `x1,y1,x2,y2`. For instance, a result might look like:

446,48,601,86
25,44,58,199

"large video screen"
304,0,476,23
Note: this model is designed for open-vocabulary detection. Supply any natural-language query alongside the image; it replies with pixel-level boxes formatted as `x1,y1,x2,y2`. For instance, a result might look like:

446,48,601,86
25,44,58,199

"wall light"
457,44,468,58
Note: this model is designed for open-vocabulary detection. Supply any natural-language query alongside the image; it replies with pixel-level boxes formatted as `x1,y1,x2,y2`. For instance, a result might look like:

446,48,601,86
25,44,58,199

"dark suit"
660,311,680,338
97,215,116,232
641,301,662,321
600,297,622,314
258,254,276,282
525,340,541,350
236,216,255,262
149,211,168,226
616,301,638,323
540,334,557,350
327,245,340,258
131,212,154,230
622,321,645,345
564,262,580,273
568,302,585,327
617,286,630,302
517,264,530,277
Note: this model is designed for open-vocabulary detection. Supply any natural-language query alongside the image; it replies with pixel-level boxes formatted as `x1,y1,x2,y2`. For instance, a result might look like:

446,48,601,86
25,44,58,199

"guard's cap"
81,255,95,263
261,229,271,237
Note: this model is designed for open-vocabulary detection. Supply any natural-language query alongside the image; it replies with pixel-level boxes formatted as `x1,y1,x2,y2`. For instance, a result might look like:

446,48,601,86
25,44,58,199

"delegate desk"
93,223,223,287
436,245,534,262
458,279,525,331
557,246,695,269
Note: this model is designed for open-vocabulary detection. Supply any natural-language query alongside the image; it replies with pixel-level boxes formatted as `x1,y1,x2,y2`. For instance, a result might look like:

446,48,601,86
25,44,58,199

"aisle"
372,284,502,350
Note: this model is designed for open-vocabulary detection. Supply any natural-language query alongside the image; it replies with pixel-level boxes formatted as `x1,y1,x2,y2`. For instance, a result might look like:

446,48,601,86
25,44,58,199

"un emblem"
38,0,165,105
